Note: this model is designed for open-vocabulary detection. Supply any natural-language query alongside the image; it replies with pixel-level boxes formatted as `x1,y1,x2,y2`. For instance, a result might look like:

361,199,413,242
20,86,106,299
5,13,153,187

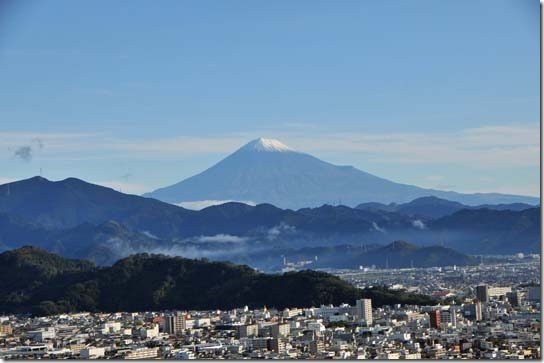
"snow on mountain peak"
243,138,295,152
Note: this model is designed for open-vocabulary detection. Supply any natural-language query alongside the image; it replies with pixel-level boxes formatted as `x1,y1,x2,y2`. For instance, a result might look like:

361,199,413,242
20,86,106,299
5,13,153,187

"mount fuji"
144,138,539,209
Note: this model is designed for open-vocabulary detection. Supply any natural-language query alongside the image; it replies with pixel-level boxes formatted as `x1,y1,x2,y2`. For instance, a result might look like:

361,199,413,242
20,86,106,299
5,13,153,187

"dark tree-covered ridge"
0,247,437,316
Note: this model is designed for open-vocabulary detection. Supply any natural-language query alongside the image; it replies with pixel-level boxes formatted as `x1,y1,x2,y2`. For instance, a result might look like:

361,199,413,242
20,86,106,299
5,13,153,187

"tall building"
439,308,456,327
464,301,482,321
139,324,159,338
101,321,121,334
507,291,522,307
0,324,12,336
528,286,540,301
269,338,286,354
429,310,441,329
476,285,489,303
356,299,373,326
164,313,186,334
271,323,290,338
309,339,324,355
474,301,482,321
488,286,512,298
237,323,259,338
450,307,457,327
251,338,269,351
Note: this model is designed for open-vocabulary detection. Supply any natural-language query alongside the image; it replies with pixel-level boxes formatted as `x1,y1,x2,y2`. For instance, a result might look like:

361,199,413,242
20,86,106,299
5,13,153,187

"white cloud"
282,122,318,129
412,220,426,229
463,184,541,198
103,124,540,169
267,223,296,240
140,231,159,240
0,124,537,197
0,132,94,145
106,136,250,156
195,234,248,243
96,180,150,195
425,175,444,182
372,221,386,233
0,124,537,169
282,125,539,168
0,177,16,185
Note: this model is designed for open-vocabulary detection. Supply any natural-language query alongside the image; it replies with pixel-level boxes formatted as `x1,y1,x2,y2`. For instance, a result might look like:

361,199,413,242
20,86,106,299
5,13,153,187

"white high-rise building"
356,299,373,326
165,314,187,334
450,307,457,327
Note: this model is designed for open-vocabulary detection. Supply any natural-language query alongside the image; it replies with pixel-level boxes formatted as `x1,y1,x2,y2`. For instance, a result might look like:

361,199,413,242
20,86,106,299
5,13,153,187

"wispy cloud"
106,136,248,156
425,175,444,182
195,234,248,243
464,184,541,197
0,124,537,169
0,177,16,185
11,138,45,162
267,223,296,241
95,180,149,195
97,124,539,169
0,132,95,155
372,221,386,233
13,145,32,162
412,220,426,229
281,124,539,168
0,132,93,141
0,122,538,198
282,122,318,130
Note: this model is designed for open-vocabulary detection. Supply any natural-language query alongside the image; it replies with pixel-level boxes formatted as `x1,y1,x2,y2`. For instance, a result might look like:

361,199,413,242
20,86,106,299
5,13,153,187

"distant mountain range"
357,196,537,219
0,176,193,231
0,247,437,316
144,138,539,209
0,176,539,268
243,240,478,271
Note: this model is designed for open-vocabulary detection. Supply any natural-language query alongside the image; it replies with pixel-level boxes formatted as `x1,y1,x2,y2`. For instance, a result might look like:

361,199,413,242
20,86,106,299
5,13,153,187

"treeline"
0,247,436,316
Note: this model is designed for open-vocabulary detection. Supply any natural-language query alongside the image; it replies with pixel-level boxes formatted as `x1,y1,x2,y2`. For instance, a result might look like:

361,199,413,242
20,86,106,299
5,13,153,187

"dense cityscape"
0,0,539,360
0,258,539,360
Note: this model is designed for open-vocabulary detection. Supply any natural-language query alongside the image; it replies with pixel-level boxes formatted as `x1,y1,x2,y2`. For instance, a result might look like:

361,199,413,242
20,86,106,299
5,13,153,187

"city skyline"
0,1,540,360
0,245,540,359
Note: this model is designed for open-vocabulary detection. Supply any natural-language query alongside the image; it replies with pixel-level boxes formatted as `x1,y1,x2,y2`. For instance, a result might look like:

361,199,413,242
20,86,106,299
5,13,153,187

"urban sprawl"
0,259,540,359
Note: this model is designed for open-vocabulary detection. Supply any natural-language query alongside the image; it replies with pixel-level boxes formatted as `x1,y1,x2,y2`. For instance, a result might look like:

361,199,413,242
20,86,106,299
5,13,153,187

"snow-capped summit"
144,138,539,209
241,138,295,152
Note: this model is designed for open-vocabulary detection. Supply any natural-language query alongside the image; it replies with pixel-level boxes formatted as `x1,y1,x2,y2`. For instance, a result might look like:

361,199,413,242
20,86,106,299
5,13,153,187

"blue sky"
0,0,540,197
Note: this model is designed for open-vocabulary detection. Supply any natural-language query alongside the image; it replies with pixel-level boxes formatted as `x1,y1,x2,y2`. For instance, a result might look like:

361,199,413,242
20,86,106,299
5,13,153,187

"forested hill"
0,247,436,316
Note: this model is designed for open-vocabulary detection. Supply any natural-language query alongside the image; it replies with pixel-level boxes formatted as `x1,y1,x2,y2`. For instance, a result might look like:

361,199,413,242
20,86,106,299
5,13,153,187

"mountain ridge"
0,247,435,316
0,176,539,266
0,176,195,235
143,138,539,209
357,196,537,219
